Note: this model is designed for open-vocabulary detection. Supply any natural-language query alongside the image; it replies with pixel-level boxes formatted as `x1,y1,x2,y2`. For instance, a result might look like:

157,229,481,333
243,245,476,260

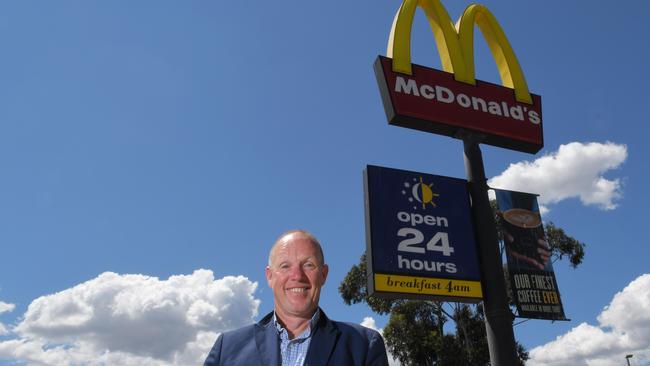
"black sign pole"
462,138,518,366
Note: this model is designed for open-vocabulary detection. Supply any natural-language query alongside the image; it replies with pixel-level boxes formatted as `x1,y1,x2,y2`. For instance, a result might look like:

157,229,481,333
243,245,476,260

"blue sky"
0,1,648,365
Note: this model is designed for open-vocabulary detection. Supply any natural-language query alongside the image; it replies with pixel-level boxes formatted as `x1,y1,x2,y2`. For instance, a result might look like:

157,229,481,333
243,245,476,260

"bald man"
204,230,389,366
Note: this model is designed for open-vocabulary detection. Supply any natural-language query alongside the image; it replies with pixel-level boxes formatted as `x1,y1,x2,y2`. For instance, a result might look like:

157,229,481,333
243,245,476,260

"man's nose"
288,264,306,279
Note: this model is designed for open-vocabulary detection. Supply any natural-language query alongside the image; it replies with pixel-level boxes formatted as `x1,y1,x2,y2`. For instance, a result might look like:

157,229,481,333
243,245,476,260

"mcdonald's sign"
375,0,543,153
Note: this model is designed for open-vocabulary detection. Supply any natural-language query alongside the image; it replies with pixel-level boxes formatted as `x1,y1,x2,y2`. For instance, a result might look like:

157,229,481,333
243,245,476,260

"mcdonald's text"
394,76,540,124
375,56,544,153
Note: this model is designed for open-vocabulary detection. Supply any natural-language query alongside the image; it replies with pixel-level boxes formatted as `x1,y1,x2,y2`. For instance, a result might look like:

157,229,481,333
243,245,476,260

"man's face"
266,233,329,321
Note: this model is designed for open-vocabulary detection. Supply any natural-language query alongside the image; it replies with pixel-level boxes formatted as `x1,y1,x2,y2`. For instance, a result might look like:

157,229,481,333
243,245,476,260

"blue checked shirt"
274,309,321,366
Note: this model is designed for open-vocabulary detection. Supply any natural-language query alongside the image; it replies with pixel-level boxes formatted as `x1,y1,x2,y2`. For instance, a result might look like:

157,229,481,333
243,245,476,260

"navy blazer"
203,309,389,366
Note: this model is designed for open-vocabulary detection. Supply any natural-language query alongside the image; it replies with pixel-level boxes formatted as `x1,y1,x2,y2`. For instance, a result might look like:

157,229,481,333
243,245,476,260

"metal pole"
462,138,518,366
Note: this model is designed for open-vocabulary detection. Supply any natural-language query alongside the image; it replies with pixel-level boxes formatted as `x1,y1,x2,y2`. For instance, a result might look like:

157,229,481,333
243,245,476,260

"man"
204,230,389,366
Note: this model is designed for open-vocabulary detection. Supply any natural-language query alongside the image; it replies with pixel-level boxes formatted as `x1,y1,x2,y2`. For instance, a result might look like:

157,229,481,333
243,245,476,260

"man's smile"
287,287,308,293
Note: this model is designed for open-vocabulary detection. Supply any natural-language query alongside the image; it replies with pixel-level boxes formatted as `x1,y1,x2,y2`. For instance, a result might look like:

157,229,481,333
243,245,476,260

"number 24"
397,228,454,256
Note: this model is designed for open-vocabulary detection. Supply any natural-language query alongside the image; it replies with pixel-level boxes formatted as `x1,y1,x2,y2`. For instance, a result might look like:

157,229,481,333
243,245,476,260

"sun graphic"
401,177,440,210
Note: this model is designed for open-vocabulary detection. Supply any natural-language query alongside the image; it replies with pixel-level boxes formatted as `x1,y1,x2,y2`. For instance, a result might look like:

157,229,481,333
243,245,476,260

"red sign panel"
374,56,543,153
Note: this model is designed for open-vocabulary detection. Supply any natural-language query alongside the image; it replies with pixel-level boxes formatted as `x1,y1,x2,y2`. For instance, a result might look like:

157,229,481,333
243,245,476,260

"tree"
544,222,585,267
340,202,585,365
382,301,441,366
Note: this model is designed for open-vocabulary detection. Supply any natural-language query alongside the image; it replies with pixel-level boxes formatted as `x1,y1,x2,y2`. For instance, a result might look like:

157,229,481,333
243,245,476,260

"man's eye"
303,263,316,269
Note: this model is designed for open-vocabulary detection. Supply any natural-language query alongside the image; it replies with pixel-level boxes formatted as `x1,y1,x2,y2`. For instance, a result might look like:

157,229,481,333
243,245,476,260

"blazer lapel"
255,313,280,366
305,311,340,366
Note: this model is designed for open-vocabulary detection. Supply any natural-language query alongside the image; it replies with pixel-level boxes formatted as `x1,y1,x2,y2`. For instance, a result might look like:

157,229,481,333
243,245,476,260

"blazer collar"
305,309,340,366
254,311,280,366
255,308,340,366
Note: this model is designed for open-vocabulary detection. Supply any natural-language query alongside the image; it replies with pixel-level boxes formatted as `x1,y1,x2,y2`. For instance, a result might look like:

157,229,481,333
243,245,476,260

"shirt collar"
273,308,321,339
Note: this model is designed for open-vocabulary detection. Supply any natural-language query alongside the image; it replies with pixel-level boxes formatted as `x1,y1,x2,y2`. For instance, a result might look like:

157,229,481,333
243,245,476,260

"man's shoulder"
204,315,275,366
312,312,389,365
220,323,256,339
317,311,381,342
220,312,274,341
331,320,381,338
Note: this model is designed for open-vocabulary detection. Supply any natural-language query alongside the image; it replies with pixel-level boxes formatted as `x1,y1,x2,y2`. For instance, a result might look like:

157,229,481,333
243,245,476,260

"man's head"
266,230,329,321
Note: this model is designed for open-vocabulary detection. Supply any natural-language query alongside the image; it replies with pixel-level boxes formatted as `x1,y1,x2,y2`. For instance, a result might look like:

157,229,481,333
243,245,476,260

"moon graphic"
411,183,423,203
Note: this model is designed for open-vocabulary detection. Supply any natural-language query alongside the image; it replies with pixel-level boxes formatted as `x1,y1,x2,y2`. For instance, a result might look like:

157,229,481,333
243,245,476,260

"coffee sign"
495,189,567,320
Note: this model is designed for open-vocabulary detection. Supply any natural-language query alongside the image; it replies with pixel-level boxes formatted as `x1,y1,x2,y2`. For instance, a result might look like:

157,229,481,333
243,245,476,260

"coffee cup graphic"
502,208,544,265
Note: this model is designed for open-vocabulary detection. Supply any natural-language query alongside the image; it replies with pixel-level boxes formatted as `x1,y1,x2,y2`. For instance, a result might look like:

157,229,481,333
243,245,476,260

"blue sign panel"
364,165,482,302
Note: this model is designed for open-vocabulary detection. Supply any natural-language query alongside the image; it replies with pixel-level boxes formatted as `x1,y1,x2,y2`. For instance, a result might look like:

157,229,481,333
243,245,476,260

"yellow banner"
375,273,482,298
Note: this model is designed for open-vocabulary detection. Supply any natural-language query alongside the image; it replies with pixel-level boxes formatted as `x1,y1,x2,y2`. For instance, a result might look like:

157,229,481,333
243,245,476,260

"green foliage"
452,304,489,365
383,301,441,366
338,253,394,315
544,221,585,267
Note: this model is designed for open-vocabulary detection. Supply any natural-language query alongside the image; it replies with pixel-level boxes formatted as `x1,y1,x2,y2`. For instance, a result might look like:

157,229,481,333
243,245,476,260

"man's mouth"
287,288,308,293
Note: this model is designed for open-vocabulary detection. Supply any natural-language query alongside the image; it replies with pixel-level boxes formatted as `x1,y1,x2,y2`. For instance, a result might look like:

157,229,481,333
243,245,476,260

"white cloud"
0,301,15,314
0,300,16,336
0,269,260,366
529,274,650,366
489,142,627,212
361,316,378,331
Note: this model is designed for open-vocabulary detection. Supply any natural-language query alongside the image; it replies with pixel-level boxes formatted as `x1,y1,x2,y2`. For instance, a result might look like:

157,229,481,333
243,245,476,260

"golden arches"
387,0,533,104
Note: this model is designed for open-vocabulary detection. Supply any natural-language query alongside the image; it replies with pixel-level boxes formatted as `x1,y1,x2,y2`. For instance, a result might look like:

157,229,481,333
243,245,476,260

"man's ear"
320,264,329,285
265,266,273,287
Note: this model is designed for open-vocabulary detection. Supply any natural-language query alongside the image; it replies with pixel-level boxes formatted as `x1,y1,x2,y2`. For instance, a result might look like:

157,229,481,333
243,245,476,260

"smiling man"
204,230,389,366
